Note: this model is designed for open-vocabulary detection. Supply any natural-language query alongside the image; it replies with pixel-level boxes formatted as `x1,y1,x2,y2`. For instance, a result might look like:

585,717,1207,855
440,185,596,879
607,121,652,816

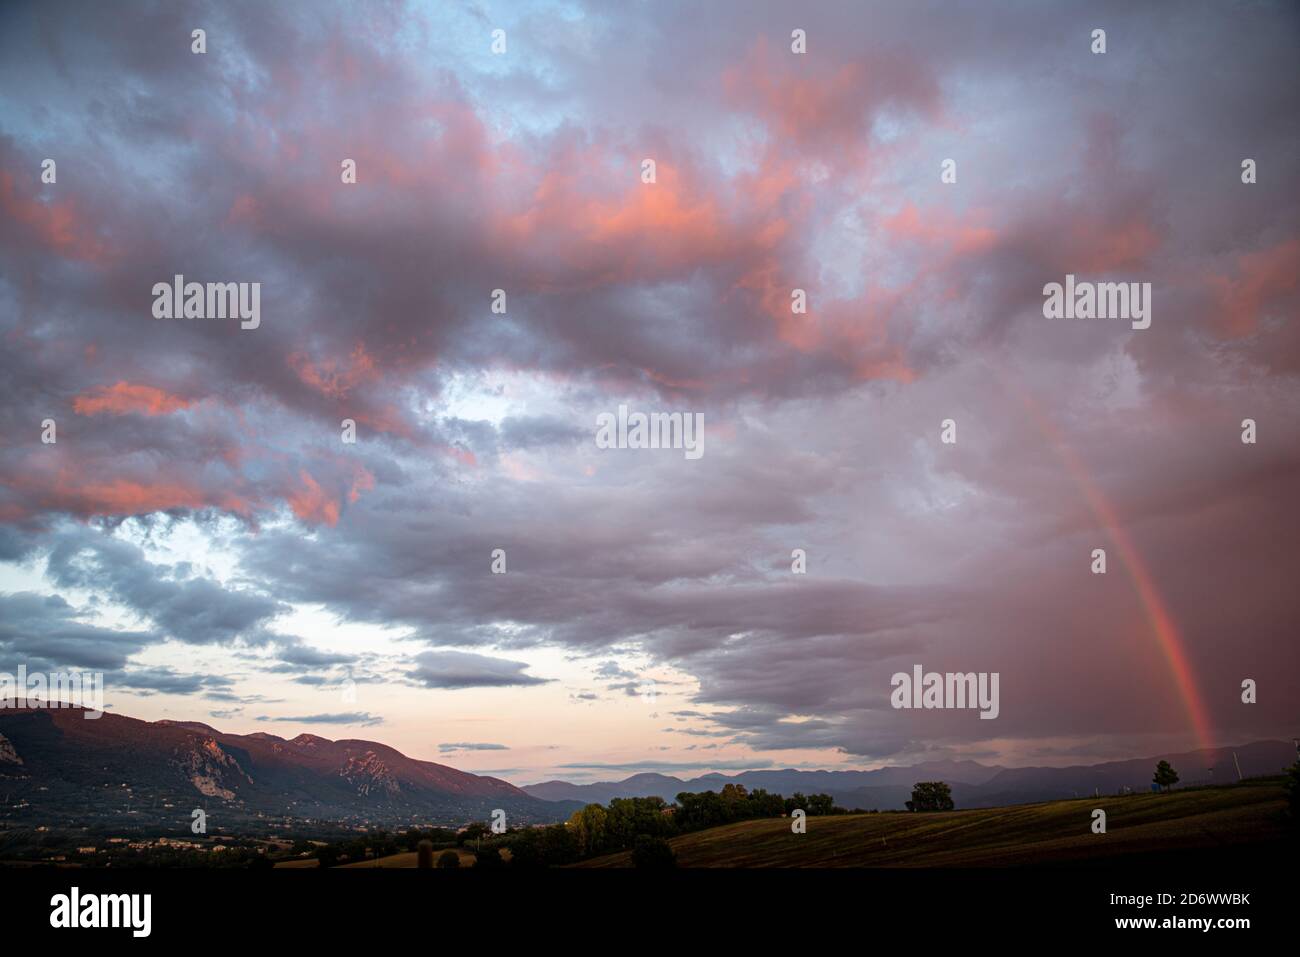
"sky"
0,0,1297,785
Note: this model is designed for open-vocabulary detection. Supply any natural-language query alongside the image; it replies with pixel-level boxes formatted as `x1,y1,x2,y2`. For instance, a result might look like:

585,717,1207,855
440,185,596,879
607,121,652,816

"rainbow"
1002,374,1216,753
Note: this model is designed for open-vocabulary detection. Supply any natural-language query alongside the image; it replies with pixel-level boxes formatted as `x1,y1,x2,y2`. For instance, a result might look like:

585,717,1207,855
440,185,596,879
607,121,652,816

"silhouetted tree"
505,823,580,868
1153,760,1179,792
720,783,749,803
417,840,434,869
806,793,837,816
436,849,460,868
631,835,676,869
473,846,505,868
906,781,954,812
1283,761,1300,825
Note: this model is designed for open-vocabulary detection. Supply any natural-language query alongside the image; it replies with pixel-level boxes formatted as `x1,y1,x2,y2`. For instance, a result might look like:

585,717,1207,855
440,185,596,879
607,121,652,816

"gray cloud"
408,650,550,690
0,0,1296,768
255,712,383,727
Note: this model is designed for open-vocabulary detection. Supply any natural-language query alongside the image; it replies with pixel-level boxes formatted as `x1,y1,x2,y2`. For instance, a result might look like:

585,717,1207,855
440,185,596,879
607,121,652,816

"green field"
578,780,1290,867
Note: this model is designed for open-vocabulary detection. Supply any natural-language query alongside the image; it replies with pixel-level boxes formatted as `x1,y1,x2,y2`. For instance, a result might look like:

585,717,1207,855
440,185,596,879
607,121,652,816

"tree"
1153,760,1180,792
436,849,461,868
417,840,434,869
906,781,954,812
505,823,580,868
806,793,837,816
505,832,543,869
538,823,580,865
603,796,673,849
568,803,609,856
1283,761,1300,825
675,790,727,831
720,783,749,803
631,835,676,869
473,846,505,868
748,788,785,817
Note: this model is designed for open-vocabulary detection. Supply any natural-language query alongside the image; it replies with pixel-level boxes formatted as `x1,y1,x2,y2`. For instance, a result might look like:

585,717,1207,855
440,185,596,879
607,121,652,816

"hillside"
577,779,1291,867
0,707,574,829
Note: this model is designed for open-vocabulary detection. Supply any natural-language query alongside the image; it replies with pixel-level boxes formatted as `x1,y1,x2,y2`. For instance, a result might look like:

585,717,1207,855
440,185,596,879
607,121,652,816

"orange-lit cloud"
0,168,109,264
1207,238,1300,338
73,382,193,417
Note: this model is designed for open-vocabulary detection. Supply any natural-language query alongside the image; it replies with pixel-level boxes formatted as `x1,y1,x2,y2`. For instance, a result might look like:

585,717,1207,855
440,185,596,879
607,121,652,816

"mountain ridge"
0,707,576,829
522,741,1299,810
4,707,1294,826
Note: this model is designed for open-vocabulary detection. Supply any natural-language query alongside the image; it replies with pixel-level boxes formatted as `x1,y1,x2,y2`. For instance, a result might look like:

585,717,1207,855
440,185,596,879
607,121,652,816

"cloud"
557,759,777,772
0,591,158,671
271,639,357,670
0,0,1297,768
594,660,638,679
409,651,550,690
255,712,383,727
43,526,285,646
73,382,193,417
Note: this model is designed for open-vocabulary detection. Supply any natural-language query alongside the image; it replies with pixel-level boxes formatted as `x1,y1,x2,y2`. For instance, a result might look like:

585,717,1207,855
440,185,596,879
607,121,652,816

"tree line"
501,783,855,868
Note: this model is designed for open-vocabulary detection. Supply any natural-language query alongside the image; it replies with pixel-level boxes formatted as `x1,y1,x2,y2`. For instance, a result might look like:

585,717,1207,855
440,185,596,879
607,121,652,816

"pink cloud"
73,382,193,417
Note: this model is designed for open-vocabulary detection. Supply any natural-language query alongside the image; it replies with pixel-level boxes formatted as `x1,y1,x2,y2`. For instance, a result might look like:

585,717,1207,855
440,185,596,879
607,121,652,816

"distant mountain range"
0,708,579,830
523,742,1300,810
3,707,1295,834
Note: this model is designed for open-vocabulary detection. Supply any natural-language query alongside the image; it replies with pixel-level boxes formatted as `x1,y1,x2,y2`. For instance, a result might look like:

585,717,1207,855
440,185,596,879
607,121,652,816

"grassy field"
578,779,1291,867
275,847,480,868
338,848,479,868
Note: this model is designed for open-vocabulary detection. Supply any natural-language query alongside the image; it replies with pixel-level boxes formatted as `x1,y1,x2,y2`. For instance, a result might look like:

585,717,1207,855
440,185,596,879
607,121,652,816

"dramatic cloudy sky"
1,0,1297,783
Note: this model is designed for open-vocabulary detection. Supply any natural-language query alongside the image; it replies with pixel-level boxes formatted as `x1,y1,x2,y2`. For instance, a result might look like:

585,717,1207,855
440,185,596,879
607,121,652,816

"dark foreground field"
578,779,1290,868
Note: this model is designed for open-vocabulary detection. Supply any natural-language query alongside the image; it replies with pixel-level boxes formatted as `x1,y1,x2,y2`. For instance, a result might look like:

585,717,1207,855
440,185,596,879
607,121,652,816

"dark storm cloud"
0,0,1297,765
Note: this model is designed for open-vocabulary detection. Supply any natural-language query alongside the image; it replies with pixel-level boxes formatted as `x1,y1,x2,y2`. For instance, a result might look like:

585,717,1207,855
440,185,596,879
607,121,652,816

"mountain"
523,772,689,805
0,708,577,830
522,760,1006,806
523,742,1299,810
967,741,1298,806
5,706,1293,832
